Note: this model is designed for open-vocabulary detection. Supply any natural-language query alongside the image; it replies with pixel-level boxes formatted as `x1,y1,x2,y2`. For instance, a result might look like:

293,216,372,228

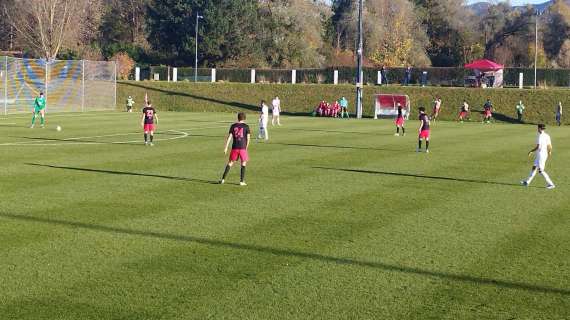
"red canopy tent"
464,59,504,71
464,59,504,87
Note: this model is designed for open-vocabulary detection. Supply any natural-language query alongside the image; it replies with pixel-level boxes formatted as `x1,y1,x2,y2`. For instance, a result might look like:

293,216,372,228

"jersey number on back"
233,127,244,139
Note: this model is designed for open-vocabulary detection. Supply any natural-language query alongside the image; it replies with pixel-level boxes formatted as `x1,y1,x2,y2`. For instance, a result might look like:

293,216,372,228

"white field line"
0,111,121,120
0,124,228,147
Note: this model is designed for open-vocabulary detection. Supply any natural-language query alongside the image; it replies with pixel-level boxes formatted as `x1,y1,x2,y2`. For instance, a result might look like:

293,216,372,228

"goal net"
374,94,411,119
0,56,116,115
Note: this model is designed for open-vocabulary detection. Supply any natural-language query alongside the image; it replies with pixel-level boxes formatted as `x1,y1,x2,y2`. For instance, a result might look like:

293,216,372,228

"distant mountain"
512,1,554,12
467,1,570,15
468,2,492,16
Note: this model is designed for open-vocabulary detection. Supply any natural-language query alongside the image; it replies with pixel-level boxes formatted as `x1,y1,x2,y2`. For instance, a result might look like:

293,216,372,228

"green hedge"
118,81,569,125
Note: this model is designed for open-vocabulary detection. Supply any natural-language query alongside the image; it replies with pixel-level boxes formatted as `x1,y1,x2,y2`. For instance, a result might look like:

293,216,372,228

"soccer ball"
56,126,62,132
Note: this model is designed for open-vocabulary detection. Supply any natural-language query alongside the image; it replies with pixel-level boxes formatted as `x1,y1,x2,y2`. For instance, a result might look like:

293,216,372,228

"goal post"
374,94,411,120
1,56,116,114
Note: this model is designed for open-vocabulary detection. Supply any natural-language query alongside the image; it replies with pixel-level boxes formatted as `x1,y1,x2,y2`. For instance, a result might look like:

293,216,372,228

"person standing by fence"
126,96,135,113
339,96,349,118
555,102,562,126
380,66,388,85
516,100,525,123
404,66,412,86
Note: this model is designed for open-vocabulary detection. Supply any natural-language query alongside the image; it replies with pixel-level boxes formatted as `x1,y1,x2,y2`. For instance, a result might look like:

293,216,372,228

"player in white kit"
271,96,281,126
521,124,555,189
258,100,269,140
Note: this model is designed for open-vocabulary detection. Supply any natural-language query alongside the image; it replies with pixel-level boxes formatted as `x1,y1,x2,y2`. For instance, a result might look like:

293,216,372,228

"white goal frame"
374,94,411,120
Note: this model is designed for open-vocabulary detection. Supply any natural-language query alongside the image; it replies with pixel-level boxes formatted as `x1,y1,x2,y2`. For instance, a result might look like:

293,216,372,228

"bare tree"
4,0,80,60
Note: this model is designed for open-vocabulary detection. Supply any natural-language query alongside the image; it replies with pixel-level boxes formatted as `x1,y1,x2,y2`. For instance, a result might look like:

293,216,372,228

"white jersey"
434,99,441,110
261,104,269,120
272,98,281,114
536,132,552,158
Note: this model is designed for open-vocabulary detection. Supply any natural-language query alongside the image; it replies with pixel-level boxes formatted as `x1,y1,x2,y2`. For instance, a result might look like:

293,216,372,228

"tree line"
1,0,570,69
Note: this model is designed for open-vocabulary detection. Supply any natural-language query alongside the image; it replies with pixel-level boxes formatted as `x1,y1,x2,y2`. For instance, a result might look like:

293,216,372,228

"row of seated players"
314,100,342,117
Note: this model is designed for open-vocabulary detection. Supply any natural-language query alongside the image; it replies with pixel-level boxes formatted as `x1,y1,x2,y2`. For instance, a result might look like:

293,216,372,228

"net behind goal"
374,94,411,119
0,56,116,115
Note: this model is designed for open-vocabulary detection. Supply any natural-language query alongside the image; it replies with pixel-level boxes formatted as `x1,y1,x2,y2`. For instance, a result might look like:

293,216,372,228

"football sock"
418,140,422,149
40,116,45,125
150,134,154,142
426,141,429,150
31,115,36,125
240,166,246,182
396,127,399,134
402,127,405,134
527,169,537,184
222,165,231,180
541,171,554,185
144,133,148,142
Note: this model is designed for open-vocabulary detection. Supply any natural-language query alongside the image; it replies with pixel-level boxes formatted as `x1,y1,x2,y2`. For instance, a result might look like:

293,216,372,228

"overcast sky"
466,0,549,5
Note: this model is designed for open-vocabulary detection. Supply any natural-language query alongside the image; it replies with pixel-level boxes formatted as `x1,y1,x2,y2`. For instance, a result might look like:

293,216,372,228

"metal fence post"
4,56,7,115
114,61,117,109
82,60,85,112
45,60,49,112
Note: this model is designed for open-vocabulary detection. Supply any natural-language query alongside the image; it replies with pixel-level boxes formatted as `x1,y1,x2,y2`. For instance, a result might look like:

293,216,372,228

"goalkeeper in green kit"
30,92,46,128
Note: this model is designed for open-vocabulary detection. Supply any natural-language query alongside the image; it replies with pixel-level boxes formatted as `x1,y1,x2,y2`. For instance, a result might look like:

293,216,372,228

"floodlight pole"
534,10,539,89
195,13,203,83
355,0,363,119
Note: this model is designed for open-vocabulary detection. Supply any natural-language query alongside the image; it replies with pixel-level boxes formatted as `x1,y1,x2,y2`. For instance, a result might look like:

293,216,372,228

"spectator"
380,66,388,85
516,100,525,123
556,102,563,126
339,96,349,118
404,66,412,86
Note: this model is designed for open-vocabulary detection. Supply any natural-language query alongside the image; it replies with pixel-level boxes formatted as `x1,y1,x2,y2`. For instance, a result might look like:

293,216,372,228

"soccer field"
0,111,568,319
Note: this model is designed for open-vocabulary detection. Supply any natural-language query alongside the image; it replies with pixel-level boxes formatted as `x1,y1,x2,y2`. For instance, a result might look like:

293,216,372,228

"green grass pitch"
0,112,568,319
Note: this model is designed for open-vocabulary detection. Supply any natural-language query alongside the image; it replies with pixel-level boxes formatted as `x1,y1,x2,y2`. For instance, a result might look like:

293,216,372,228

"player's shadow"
313,167,535,188
473,109,525,124
26,163,220,185
0,211,568,296
492,113,523,124
271,142,402,152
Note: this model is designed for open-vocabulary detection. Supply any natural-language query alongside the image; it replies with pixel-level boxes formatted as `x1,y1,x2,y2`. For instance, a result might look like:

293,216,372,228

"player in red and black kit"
220,112,251,186
417,106,430,153
141,101,158,146
394,103,405,136
482,99,493,123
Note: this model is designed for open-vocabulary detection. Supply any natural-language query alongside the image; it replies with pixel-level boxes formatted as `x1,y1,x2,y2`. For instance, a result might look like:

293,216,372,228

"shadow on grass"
26,163,220,185
122,82,311,116
271,142,402,152
313,167,535,188
284,128,374,135
0,212,567,296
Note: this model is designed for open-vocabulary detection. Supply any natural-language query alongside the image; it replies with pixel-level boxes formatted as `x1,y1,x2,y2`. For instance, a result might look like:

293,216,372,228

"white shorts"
273,109,280,116
534,155,547,170
260,118,268,129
